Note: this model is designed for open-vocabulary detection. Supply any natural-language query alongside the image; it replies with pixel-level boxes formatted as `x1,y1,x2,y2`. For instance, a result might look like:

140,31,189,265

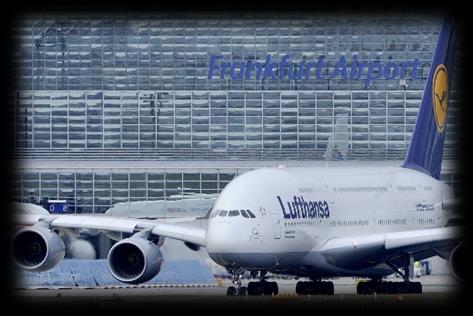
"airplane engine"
449,243,467,282
107,235,163,284
11,226,65,272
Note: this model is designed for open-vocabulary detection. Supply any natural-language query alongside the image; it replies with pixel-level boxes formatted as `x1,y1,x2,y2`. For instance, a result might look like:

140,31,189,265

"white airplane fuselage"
206,166,454,277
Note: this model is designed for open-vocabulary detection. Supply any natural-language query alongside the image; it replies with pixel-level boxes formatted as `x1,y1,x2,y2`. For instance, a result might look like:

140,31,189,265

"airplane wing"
11,213,207,247
319,227,462,270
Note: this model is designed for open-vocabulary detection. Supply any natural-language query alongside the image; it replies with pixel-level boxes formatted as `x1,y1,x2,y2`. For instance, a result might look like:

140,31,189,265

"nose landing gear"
225,269,279,296
226,267,247,296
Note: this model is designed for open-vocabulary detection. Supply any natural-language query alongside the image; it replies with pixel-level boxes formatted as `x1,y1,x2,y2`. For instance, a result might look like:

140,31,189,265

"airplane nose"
206,221,235,254
206,219,279,269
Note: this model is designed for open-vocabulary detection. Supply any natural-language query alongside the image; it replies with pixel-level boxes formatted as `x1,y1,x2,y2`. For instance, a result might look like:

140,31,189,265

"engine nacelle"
108,235,163,284
449,243,468,282
11,226,65,272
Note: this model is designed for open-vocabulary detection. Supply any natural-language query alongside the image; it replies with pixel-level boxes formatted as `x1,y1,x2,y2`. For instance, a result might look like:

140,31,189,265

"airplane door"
272,215,281,239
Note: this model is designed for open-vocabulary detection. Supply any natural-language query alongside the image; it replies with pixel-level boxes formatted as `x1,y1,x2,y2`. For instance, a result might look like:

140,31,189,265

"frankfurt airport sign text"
208,55,421,86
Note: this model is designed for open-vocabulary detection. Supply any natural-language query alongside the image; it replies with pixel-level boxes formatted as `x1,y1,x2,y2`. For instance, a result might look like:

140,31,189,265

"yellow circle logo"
432,64,448,133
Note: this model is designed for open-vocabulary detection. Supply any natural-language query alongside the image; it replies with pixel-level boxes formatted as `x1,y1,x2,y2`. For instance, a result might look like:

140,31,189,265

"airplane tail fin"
402,17,456,179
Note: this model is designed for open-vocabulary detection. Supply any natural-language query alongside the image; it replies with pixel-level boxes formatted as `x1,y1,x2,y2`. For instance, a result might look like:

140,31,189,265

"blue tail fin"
402,18,456,179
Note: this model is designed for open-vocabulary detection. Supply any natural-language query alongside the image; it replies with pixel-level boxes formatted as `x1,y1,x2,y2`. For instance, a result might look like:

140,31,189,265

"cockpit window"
215,209,255,218
246,210,256,218
228,210,240,217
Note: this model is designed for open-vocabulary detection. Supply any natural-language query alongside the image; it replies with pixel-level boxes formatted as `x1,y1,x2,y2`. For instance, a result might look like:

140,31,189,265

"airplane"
9,17,465,296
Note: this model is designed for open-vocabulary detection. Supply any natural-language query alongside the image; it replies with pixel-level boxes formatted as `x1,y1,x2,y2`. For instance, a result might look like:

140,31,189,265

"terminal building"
9,14,464,214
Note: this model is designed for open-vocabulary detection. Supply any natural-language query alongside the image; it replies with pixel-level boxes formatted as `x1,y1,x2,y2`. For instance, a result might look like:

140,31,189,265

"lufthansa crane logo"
432,64,448,133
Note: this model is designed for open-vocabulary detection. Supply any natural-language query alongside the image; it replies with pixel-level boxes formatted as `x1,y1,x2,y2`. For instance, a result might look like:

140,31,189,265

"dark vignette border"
1,0,471,314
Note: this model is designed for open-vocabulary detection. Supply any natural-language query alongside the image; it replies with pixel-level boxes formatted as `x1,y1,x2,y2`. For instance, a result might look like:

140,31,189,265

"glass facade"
10,90,462,160
10,14,464,160
13,15,455,92
9,14,464,213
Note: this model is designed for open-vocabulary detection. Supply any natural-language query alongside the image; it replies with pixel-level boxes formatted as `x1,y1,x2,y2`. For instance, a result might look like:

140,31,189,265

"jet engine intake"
11,226,65,272
449,243,468,282
107,235,163,284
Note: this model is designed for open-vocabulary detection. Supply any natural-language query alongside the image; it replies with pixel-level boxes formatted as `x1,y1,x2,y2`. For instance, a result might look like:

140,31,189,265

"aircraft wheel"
383,281,393,294
263,282,273,295
408,282,422,294
296,281,305,295
226,286,236,296
247,282,256,295
323,281,334,295
356,281,367,294
414,282,422,294
271,282,279,295
357,281,375,295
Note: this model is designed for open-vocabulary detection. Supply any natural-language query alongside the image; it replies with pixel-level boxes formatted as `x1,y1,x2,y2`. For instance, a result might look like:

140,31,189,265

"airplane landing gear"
247,271,279,296
295,278,334,295
357,256,423,295
356,279,422,294
225,269,278,296
226,285,247,296
226,267,247,296
247,280,278,296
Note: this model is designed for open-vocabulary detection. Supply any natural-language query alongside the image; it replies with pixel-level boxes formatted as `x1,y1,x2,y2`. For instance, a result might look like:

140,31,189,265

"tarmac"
10,275,466,311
